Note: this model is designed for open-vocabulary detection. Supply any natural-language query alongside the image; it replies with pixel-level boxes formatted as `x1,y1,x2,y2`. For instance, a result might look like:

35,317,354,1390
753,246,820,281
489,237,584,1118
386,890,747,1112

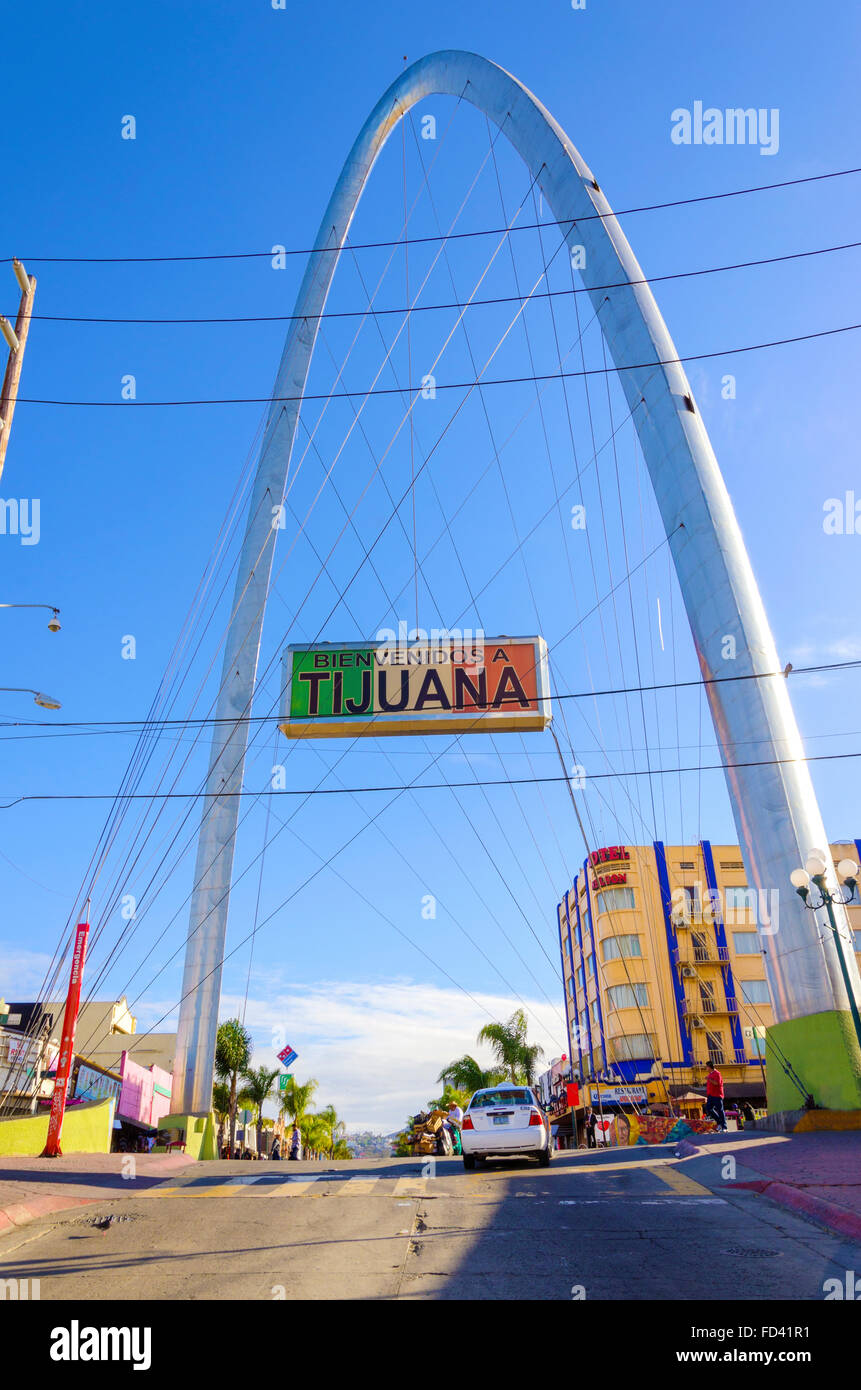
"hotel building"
557,839,861,1107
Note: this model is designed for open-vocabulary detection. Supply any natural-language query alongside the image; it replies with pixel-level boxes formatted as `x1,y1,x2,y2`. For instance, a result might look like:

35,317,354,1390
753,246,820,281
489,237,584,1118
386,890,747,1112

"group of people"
270,1124,303,1161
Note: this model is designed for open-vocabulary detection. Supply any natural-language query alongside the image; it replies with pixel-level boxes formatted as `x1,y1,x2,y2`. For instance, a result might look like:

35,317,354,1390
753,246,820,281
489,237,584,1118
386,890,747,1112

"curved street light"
791,852,861,1053
0,603,61,633
0,687,62,710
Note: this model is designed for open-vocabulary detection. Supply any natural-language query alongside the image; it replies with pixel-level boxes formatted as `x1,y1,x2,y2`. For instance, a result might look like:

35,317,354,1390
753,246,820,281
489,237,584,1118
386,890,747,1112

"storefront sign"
74,1062,122,1108
589,1084,647,1107
589,846,628,867
279,637,551,739
592,871,627,890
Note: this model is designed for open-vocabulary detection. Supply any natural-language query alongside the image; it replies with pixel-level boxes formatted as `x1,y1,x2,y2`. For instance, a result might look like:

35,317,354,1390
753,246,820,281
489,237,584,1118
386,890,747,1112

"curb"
730,1179,861,1243
0,1154,197,1236
0,1194,97,1234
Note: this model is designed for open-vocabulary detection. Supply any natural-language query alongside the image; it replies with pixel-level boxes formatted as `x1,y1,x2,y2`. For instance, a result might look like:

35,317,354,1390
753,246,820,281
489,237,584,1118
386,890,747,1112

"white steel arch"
171,50,860,1116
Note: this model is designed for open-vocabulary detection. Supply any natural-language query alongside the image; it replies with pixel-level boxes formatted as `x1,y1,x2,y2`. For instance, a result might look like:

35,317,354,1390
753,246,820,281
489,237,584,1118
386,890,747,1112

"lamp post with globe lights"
790,851,861,1055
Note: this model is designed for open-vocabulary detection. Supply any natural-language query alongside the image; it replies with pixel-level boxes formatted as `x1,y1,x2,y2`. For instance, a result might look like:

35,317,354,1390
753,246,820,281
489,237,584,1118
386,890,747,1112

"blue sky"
2,1,859,1130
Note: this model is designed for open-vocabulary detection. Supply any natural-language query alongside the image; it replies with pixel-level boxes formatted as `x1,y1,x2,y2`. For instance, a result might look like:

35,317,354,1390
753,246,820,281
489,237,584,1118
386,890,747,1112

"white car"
460,1084,551,1169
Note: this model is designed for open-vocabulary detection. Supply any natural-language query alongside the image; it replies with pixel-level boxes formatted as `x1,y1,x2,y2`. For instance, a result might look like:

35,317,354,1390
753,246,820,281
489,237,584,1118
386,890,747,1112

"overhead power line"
15,321,861,408
3,746,861,807
5,238,859,326
0,655,855,736
7,165,860,264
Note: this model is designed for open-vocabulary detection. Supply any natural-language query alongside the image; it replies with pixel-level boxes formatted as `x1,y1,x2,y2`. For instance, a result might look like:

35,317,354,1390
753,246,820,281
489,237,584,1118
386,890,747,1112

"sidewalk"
0,1152,196,1234
689,1129,861,1242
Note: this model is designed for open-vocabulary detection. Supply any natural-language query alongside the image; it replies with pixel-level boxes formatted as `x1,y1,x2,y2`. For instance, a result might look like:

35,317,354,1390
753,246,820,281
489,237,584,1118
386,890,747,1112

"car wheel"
538,1147,551,1167
462,1154,476,1171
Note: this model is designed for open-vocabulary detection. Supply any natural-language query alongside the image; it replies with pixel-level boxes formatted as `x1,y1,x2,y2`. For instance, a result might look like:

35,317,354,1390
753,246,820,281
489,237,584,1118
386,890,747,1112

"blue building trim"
565,890,583,1079
582,861,609,1075
653,840,693,1065
573,880,595,1077
700,839,746,1058
557,899,576,1076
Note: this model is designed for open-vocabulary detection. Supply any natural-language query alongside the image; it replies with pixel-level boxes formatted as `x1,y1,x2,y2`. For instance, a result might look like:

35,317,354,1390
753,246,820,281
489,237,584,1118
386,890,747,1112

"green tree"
300,1113,329,1160
239,1065,280,1154
436,1055,507,1099
214,1018,253,1158
316,1103,346,1157
212,1082,231,1154
280,1076,318,1134
476,1008,544,1085
426,1082,471,1113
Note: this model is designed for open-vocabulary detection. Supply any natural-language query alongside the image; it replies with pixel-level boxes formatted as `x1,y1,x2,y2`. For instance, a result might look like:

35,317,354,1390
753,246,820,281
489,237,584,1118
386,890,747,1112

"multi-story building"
557,839,861,1110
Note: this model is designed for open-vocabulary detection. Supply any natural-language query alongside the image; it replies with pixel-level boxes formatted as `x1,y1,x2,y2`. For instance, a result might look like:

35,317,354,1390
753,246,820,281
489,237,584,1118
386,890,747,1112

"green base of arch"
767,1011,861,1113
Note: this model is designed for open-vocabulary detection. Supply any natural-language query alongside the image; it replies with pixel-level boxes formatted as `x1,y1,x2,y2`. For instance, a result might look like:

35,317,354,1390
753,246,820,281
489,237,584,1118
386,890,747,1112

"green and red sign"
279,636,551,739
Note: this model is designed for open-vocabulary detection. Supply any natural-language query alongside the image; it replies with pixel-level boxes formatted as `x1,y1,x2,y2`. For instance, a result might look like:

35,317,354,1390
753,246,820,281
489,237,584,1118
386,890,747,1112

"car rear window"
470,1089,534,1109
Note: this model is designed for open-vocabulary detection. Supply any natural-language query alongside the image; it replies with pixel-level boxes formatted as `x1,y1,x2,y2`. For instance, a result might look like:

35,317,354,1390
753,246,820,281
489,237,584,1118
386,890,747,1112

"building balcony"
683,995,739,1025
673,944,729,969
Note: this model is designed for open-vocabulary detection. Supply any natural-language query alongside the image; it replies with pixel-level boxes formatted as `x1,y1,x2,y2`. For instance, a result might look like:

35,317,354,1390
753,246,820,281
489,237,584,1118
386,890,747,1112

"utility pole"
0,259,37,484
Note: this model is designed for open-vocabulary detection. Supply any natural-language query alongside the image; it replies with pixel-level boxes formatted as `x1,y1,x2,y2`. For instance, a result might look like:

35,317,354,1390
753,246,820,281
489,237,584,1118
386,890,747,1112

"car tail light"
462,1114,474,1130
528,1109,543,1126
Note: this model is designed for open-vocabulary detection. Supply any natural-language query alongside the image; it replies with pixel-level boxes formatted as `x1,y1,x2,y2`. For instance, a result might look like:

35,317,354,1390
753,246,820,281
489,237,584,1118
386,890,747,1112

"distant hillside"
345,1131,397,1158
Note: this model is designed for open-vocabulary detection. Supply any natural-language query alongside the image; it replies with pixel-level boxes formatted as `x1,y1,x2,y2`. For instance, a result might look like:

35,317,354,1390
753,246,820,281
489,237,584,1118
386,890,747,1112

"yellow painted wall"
0,1098,115,1155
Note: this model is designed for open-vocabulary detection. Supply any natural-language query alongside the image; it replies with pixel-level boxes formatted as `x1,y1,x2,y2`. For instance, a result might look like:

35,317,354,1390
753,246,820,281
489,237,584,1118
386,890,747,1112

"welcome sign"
279,636,551,739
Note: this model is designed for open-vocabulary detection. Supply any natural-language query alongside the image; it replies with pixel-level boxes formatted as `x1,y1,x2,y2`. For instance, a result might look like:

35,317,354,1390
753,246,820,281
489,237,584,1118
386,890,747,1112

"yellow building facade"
557,839,861,1106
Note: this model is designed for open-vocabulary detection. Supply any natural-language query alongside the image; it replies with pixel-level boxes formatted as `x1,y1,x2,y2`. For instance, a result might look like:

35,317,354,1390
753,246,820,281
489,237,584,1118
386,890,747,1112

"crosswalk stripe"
392,1177,430,1198
345,1177,380,1195
265,1180,317,1197
650,1164,712,1196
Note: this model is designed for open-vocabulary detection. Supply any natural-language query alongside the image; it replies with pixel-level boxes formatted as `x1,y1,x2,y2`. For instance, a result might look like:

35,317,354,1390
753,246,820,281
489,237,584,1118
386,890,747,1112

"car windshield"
470,1089,534,1109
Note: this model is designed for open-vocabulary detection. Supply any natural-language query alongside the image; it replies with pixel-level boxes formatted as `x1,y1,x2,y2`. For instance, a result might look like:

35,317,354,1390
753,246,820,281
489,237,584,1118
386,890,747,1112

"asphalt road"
2,1140,860,1300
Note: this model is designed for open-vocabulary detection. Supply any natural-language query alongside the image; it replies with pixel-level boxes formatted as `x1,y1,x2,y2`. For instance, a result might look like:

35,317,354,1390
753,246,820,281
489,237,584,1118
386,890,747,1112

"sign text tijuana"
279,636,551,739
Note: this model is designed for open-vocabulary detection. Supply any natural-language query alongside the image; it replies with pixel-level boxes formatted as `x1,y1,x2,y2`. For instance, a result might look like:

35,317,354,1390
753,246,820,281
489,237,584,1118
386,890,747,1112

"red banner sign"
41,921,90,1158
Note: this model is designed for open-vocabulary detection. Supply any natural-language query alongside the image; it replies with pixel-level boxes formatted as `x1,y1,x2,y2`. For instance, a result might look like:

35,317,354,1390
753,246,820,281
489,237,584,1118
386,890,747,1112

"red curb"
0,1194,97,1232
765,1182,861,1243
729,1179,861,1242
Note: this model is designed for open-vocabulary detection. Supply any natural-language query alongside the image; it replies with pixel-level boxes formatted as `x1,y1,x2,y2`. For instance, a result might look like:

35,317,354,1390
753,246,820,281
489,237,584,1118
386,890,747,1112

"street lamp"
791,850,861,1054
0,603,61,633
0,687,62,710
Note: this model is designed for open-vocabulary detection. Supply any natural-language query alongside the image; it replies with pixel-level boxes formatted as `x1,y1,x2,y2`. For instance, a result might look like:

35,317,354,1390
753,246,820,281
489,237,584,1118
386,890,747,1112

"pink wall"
119,1053,174,1127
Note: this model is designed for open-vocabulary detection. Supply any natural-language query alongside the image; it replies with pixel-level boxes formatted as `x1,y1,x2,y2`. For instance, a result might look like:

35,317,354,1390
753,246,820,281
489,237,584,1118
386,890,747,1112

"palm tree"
212,1082,231,1154
240,1065,280,1154
280,1076,318,1136
437,1055,507,1097
316,1103,346,1157
332,1138,353,1160
300,1113,329,1160
215,1018,253,1157
477,1008,544,1085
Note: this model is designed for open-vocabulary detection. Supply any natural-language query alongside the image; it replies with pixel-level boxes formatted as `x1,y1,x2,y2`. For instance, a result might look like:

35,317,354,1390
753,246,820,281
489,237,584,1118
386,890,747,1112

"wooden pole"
0,266,37,485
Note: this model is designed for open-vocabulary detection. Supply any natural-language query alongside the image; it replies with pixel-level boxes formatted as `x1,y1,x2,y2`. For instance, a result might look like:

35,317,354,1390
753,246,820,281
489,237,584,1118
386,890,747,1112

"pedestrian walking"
704,1064,728,1131
271,1136,281,1161
288,1123,302,1160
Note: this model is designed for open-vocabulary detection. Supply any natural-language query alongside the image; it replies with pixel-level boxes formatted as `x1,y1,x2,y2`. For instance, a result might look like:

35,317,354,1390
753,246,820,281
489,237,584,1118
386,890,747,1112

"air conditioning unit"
690,1016,706,1029
681,966,697,978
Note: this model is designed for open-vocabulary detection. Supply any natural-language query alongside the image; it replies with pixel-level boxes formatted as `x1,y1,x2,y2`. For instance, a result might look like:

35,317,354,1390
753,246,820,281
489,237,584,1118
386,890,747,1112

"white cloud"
217,977,566,1134
0,943,60,996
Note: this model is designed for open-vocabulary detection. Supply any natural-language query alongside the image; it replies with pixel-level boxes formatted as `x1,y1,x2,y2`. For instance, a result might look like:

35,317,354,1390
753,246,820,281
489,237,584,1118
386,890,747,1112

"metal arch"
171,49,859,1114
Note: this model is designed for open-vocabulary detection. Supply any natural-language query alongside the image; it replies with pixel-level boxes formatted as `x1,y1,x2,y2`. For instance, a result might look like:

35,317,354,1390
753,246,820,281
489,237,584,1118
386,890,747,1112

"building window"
576,964,585,991
567,977,575,999
607,982,648,1010
608,1033,654,1061
679,861,695,870
595,886,635,914
725,886,757,920
579,1008,588,1035
740,979,770,1005
602,934,642,962
733,931,760,955
590,999,600,1025
582,908,592,937
586,953,594,978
